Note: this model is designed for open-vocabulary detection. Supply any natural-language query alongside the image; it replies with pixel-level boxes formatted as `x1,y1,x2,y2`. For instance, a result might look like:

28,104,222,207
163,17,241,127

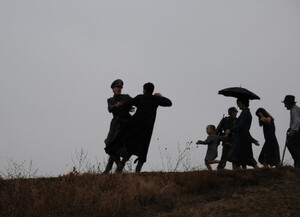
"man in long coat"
105,82,172,172
103,79,133,174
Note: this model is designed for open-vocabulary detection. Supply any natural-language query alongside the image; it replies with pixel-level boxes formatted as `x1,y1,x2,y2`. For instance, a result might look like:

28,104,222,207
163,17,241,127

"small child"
196,125,220,171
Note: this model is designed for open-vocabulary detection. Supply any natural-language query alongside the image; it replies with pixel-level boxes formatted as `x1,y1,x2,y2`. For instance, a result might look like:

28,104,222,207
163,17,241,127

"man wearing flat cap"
282,95,300,168
103,79,133,173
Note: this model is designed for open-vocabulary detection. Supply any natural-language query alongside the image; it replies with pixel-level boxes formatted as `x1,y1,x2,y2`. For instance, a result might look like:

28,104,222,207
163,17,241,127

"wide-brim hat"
282,95,296,104
111,79,123,88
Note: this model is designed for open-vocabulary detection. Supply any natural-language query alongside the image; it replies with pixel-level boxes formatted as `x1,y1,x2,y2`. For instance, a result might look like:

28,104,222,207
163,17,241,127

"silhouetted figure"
216,107,238,170
226,98,260,170
103,79,133,174
196,125,220,171
255,108,281,167
105,82,172,173
282,95,300,168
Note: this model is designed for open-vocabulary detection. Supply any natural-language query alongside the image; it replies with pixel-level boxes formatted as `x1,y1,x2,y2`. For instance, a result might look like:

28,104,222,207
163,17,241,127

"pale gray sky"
1,1,299,176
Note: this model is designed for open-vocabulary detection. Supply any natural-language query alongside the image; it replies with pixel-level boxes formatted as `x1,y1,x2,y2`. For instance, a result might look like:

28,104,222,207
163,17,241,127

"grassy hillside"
1,167,299,217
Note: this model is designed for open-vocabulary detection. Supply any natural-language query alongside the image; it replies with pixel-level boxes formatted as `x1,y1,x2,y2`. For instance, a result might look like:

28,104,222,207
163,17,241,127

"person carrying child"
196,125,220,171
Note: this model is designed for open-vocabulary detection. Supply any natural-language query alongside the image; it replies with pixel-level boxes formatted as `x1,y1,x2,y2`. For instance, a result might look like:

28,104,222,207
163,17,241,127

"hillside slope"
1,167,299,217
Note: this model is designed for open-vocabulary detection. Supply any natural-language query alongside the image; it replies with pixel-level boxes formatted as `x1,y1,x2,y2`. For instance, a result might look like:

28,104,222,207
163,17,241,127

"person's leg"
115,153,131,173
135,161,144,173
217,146,228,170
209,160,220,164
253,164,259,169
232,163,239,170
263,164,269,168
103,155,114,174
205,161,212,171
287,134,300,168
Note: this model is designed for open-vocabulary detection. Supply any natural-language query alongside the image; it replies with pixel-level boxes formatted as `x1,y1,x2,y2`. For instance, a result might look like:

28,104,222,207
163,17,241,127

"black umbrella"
218,87,260,100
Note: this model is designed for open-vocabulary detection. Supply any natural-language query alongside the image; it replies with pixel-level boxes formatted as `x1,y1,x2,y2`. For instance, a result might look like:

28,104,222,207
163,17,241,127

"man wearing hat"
103,79,133,174
215,107,238,170
282,95,300,168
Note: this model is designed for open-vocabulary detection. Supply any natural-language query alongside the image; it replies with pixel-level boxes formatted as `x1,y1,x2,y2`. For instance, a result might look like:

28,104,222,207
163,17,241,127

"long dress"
227,108,257,166
105,93,172,163
258,118,281,166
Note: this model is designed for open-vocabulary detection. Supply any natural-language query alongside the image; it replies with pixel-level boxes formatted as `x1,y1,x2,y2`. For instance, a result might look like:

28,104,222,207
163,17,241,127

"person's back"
129,93,171,123
206,133,219,155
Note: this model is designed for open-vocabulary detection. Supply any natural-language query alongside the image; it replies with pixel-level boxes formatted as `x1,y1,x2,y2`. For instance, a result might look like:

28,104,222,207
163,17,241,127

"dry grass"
1,167,300,217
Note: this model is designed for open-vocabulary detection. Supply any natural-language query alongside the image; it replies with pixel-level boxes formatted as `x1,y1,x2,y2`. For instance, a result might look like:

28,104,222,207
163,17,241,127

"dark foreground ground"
1,166,299,217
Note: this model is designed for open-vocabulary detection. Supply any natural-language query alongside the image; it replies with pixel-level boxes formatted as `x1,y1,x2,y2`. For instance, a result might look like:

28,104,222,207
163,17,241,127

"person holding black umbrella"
282,95,300,168
225,98,260,170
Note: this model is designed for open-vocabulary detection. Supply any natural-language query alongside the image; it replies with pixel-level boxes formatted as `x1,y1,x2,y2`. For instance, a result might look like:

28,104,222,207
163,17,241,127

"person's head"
228,107,238,118
237,98,249,109
255,108,270,118
282,95,296,110
256,108,272,126
111,79,123,95
143,82,155,94
206,125,216,134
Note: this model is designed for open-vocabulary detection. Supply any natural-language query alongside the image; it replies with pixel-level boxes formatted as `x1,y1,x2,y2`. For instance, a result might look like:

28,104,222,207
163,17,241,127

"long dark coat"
104,94,132,146
227,108,257,166
258,118,281,166
105,93,172,163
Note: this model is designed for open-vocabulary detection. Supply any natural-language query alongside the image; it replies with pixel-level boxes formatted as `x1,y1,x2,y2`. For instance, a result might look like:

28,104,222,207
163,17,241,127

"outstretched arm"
155,93,172,107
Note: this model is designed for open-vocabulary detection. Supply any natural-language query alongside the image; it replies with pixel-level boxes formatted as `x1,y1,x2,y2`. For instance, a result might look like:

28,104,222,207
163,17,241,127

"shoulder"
242,108,251,115
107,96,114,102
120,94,131,98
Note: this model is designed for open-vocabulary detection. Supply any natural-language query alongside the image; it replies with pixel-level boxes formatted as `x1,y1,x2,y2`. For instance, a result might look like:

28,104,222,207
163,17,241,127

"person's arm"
260,116,272,125
257,112,272,125
122,95,138,109
107,98,121,113
196,140,207,145
155,93,172,107
250,134,260,146
196,135,213,145
290,106,300,133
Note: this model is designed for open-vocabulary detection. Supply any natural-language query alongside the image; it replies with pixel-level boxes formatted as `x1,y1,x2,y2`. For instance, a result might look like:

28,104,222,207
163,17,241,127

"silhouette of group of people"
103,79,300,173
196,95,300,171
104,79,172,173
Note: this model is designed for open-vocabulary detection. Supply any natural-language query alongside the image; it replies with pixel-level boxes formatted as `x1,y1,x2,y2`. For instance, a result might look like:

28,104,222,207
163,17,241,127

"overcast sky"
1,0,299,176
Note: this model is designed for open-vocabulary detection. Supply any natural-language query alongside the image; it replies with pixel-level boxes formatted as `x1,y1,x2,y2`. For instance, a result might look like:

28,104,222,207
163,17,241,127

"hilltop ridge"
1,166,299,217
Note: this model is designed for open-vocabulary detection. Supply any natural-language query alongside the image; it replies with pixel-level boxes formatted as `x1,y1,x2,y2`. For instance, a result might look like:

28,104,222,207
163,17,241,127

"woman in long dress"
226,98,260,170
255,108,281,167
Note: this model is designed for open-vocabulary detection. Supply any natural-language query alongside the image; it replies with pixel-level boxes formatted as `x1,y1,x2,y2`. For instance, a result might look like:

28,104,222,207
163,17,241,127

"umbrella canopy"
218,87,260,100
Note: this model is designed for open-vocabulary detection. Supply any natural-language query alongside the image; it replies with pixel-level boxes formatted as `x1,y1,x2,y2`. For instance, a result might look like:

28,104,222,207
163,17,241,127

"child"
196,125,220,171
